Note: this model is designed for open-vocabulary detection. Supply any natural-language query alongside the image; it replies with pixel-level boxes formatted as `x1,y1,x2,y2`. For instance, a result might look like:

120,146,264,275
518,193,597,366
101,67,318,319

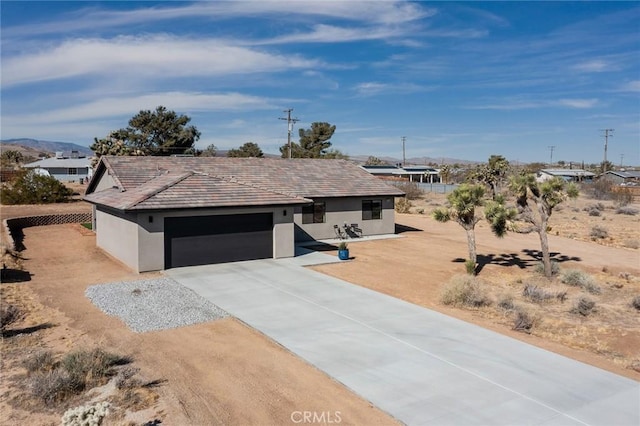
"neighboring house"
601,170,640,186
84,156,405,272
536,169,595,183
24,151,92,182
361,164,441,183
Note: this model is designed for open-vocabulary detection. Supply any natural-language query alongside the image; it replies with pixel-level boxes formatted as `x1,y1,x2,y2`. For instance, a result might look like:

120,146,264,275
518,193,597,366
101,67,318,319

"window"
68,168,78,175
362,199,382,220
302,202,326,224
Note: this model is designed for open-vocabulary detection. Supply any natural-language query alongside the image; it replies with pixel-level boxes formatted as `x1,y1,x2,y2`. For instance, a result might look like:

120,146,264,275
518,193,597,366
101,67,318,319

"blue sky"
1,1,638,164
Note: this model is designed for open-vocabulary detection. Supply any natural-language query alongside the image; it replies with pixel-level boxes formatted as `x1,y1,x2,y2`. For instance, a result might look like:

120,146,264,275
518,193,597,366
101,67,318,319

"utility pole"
620,154,624,169
600,128,614,172
548,145,556,167
279,109,299,159
401,136,406,167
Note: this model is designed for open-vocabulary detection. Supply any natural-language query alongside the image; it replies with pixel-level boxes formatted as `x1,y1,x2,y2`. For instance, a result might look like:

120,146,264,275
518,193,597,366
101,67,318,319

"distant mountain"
1,138,93,157
349,154,477,166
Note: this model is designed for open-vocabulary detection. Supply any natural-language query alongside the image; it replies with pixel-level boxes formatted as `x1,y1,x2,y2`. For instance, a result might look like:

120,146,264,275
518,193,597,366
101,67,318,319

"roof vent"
70,150,79,159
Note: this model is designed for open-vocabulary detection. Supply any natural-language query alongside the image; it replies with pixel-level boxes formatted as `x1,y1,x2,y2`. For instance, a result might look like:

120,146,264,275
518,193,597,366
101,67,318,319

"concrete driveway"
166,254,639,426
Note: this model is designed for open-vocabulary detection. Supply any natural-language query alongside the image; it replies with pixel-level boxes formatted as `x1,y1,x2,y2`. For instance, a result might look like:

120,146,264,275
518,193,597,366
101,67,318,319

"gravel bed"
85,277,228,333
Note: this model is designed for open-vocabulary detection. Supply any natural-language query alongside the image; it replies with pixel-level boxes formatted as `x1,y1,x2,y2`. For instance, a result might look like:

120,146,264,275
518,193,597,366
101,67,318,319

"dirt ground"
1,190,638,424
312,192,640,380
1,221,397,425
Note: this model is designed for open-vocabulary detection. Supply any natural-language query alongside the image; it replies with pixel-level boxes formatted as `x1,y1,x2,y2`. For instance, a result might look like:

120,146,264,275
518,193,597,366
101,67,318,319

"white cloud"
572,59,609,72
556,98,598,109
4,92,275,125
619,80,640,92
353,81,432,97
3,1,435,38
2,35,321,87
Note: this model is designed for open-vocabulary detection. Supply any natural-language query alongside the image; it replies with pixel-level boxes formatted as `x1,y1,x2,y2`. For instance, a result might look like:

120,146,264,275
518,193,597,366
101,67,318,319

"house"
536,169,595,183
84,156,405,272
24,151,92,182
361,164,441,183
601,170,640,186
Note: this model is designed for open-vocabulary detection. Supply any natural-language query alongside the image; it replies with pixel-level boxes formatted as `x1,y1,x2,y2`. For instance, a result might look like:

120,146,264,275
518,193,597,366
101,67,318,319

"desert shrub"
571,297,596,316
22,350,57,374
533,261,560,276
395,197,412,213
630,296,640,311
28,369,83,403
0,304,22,331
440,275,491,308
512,307,536,333
623,239,640,249
497,294,515,311
616,206,639,216
61,348,126,385
0,170,73,204
522,284,554,303
585,180,613,200
61,401,111,426
464,259,476,275
416,208,424,214
392,181,424,200
613,188,633,207
584,202,606,212
588,208,601,217
115,366,141,390
590,225,608,240
561,269,601,294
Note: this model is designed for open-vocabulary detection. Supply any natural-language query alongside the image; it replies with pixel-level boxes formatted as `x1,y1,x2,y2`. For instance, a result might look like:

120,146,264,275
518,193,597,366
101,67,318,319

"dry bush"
22,350,57,374
522,284,567,304
115,366,141,390
533,261,560,277
590,225,608,240
440,275,491,308
1,304,22,331
561,269,602,294
61,348,127,385
28,369,83,404
497,294,515,311
631,296,640,311
571,297,596,316
395,197,412,213
616,206,639,216
391,181,424,200
512,306,536,333
588,208,601,217
623,239,640,250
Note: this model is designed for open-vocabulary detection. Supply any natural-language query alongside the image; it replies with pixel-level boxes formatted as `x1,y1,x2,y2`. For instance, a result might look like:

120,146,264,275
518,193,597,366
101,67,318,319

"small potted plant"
338,241,349,260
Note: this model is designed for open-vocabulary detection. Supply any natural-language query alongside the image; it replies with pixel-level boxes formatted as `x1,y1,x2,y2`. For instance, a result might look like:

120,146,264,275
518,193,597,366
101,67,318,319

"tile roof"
85,156,404,211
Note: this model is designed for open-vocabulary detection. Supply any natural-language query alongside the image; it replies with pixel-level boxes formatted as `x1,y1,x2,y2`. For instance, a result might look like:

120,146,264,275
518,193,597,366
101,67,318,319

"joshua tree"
433,184,485,268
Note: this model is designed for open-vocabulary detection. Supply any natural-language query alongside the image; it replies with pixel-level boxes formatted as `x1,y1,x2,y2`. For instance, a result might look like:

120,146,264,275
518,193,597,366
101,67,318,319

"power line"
279,109,299,159
599,128,614,172
401,136,406,167
548,145,555,166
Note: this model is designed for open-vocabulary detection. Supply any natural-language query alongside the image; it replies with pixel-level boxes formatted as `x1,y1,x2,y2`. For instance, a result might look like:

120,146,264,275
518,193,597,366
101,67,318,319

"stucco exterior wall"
45,167,90,182
132,206,295,272
92,172,117,192
95,207,139,271
294,197,396,241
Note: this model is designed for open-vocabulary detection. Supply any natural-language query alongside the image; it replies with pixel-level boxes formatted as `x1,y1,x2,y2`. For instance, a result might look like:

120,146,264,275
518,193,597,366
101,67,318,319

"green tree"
439,164,451,184
507,174,579,279
1,170,73,204
227,142,264,158
364,156,387,166
433,184,486,269
471,155,510,200
90,130,137,166
92,106,200,159
1,150,25,170
280,122,337,158
200,144,217,157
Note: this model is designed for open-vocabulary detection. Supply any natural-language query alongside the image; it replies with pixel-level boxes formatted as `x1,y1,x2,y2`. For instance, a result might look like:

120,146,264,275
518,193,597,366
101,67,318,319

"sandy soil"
311,200,640,380
1,223,397,425
1,191,638,424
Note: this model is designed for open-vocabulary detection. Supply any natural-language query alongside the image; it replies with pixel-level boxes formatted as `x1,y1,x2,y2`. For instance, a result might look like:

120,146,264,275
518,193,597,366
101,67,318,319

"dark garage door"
164,213,273,268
